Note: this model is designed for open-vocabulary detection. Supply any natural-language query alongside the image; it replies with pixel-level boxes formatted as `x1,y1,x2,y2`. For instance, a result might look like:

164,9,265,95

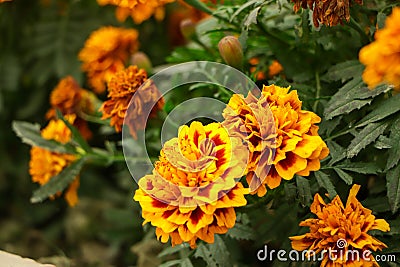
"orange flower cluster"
290,184,390,266
29,115,80,207
46,76,94,140
249,58,283,81
222,85,329,196
100,65,164,138
78,26,139,94
97,0,175,24
359,7,400,91
134,122,249,248
291,0,362,27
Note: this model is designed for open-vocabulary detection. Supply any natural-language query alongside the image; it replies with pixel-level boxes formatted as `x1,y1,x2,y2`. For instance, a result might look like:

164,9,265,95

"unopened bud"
131,52,153,74
218,36,243,69
180,19,196,40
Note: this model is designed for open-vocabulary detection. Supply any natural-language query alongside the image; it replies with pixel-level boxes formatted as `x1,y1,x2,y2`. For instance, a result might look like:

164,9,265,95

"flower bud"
180,19,196,40
218,36,243,69
130,52,153,74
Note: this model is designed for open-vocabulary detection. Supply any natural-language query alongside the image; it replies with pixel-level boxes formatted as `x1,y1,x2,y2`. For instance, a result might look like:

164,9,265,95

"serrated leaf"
314,171,337,198
322,60,363,82
158,259,183,267
333,168,353,185
30,157,85,203
387,163,400,213
386,118,400,170
230,0,262,22
244,6,261,29
334,162,382,174
296,176,312,207
284,182,297,203
357,93,400,127
56,109,92,152
226,223,255,240
326,99,372,120
12,121,75,154
327,141,346,165
346,122,388,158
158,244,189,258
374,135,392,149
194,243,218,267
180,258,193,267
208,235,231,267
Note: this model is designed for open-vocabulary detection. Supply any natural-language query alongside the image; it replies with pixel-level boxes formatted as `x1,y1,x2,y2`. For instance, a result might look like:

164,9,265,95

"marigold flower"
268,60,283,78
46,76,94,140
78,26,139,94
359,7,400,91
29,115,80,207
99,66,164,138
291,0,362,27
222,84,329,197
134,121,249,248
290,184,390,266
249,57,266,81
0,0,12,3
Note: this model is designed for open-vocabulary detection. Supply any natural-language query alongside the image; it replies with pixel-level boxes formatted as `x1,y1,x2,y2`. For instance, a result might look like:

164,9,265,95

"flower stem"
313,71,321,112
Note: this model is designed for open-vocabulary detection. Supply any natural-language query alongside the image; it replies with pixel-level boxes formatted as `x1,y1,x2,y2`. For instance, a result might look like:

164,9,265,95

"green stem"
348,17,370,45
313,71,321,112
325,127,354,141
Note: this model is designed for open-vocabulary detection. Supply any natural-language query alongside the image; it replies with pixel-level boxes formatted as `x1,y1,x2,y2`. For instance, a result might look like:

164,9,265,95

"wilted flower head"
78,26,139,94
29,115,80,207
359,7,400,91
291,0,363,27
100,65,164,139
222,84,329,197
46,76,94,140
290,184,390,266
134,121,249,248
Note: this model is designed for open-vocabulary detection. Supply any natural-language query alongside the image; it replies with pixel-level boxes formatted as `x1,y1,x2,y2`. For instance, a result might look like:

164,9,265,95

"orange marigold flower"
134,121,249,248
291,0,362,27
290,184,390,266
0,0,12,3
46,76,94,140
359,7,400,91
98,0,175,24
99,66,164,138
249,57,267,81
29,115,80,207
78,26,139,94
268,60,283,78
222,84,329,197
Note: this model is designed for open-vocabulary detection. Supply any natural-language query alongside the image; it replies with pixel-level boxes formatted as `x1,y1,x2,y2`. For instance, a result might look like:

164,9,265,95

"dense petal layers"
290,184,390,267
78,26,139,93
222,84,329,196
29,115,80,207
359,7,400,91
99,65,164,138
134,122,249,248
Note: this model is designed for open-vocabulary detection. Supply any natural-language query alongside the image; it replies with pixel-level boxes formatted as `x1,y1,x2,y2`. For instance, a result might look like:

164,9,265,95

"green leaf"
374,135,392,149
334,162,382,174
158,260,183,267
158,244,189,258
226,223,255,240
357,93,400,127
314,171,337,198
386,118,400,170
296,176,312,207
346,122,389,158
30,157,85,203
327,141,346,165
194,243,218,267
322,60,364,82
243,6,261,29
230,0,262,22
180,258,194,267
387,163,400,213
333,168,353,185
56,109,92,152
12,121,75,154
208,235,231,267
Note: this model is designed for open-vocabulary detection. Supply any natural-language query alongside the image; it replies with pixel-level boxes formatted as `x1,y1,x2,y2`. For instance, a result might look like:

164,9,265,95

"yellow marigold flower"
222,84,329,197
290,184,390,266
359,7,400,91
134,121,249,248
268,60,283,78
99,66,164,138
291,0,362,27
78,26,139,94
46,76,94,140
29,115,80,207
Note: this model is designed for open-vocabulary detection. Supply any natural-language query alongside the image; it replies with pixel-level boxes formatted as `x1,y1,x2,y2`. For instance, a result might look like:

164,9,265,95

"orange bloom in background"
29,115,80,207
290,184,390,267
78,26,139,94
100,65,164,138
97,0,175,24
359,7,400,91
249,57,266,81
0,0,12,3
291,0,363,27
222,84,329,197
134,121,249,248
268,60,283,78
46,76,94,140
